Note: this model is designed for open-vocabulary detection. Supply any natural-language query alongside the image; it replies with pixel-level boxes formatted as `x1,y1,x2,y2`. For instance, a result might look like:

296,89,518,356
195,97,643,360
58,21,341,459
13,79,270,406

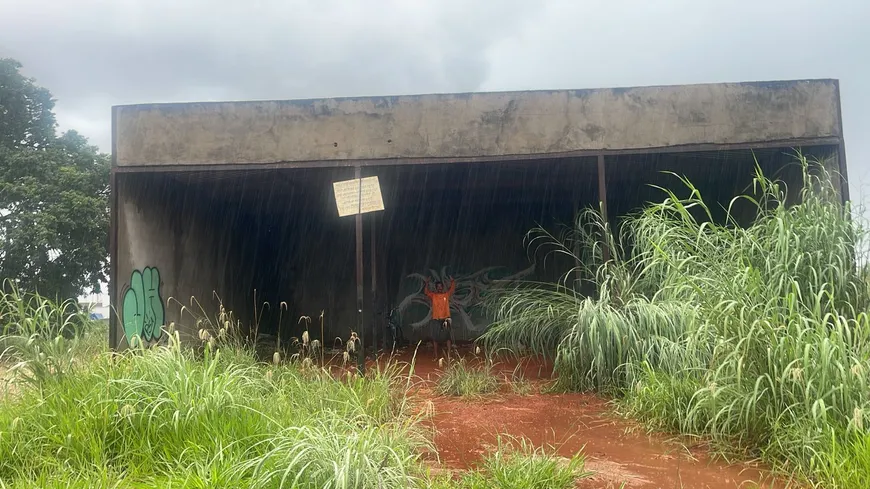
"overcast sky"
1,0,869,206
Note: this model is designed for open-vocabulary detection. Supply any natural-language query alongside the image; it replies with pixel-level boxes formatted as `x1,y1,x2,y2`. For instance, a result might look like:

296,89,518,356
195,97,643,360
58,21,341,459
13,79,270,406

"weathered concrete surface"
114,80,842,167
114,173,250,347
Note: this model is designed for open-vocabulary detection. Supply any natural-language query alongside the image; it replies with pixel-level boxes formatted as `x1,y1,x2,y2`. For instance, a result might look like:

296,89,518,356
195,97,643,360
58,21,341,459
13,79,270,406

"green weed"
507,363,534,396
427,436,590,489
435,357,500,397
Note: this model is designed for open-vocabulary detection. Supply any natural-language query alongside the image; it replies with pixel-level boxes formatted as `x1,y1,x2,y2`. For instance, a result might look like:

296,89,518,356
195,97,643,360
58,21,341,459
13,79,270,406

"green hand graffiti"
122,267,164,346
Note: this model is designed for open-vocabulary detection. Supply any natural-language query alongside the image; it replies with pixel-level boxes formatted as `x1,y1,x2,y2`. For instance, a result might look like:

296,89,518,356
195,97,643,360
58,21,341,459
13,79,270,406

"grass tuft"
435,357,500,397
428,436,590,489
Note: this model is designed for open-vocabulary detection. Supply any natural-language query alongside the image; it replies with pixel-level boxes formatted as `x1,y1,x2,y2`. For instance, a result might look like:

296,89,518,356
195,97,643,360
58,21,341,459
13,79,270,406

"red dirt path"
378,345,795,489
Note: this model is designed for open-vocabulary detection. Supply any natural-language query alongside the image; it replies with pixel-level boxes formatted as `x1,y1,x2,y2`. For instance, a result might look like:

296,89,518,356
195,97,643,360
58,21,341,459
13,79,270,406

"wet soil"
377,344,795,489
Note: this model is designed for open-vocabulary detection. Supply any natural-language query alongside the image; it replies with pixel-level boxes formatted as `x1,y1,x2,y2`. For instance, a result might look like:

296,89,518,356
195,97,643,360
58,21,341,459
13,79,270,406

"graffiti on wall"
122,267,165,346
396,264,535,339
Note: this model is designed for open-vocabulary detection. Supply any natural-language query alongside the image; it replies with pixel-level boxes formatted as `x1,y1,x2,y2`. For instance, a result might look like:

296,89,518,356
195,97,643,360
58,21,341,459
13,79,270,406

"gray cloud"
1,0,868,208
0,0,535,148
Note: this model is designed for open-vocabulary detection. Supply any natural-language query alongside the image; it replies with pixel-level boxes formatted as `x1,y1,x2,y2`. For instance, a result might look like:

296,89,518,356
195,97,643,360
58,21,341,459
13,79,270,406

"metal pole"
355,167,365,374
370,213,378,355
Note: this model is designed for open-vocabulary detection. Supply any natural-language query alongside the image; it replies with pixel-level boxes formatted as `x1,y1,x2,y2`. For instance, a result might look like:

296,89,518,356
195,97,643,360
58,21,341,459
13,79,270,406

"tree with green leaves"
0,58,109,300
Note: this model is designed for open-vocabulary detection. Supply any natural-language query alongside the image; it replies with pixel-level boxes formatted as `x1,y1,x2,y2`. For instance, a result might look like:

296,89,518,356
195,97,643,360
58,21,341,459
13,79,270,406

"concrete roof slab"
113,80,841,168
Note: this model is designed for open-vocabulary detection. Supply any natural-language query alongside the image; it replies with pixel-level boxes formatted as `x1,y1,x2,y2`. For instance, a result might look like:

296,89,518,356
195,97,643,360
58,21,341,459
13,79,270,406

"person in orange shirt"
424,277,456,360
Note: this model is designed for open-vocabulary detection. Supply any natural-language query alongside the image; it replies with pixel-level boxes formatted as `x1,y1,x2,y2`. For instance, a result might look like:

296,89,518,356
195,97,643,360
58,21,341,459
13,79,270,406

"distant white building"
78,298,110,321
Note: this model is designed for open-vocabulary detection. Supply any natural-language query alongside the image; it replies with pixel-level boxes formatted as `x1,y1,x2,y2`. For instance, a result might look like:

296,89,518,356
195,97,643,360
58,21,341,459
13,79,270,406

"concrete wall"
114,80,841,167
114,174,253,347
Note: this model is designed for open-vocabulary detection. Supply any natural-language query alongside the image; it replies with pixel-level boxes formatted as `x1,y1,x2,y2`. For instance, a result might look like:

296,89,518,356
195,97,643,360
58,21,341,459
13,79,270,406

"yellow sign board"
332,176,385,217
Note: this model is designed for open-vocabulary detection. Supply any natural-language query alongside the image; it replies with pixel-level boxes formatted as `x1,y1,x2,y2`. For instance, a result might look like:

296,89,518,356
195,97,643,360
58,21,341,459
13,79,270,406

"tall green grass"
483,153,870,487
0,281,104,386
0,300,429,488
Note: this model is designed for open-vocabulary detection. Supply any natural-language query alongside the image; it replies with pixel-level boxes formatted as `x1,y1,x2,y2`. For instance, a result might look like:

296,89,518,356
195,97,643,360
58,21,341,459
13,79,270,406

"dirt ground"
378,344,793,489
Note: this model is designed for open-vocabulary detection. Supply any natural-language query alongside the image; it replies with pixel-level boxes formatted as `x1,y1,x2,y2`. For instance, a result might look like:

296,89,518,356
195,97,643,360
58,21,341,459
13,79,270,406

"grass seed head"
791,367,804,382
707,382,718,396
273,351,281,365
853,407,864,431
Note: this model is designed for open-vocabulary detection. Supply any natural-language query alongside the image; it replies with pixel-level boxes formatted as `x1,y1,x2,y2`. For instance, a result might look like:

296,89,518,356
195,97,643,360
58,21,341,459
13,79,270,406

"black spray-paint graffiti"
122,267,165,346
396,264,535,339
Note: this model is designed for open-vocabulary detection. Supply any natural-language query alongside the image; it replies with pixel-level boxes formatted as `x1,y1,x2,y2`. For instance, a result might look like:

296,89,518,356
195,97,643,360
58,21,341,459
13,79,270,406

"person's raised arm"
447,278,456,295
423,277,432,296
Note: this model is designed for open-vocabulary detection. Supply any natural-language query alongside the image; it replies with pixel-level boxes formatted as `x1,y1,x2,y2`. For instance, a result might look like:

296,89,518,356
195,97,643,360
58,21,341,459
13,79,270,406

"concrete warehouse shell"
109,80,847,351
